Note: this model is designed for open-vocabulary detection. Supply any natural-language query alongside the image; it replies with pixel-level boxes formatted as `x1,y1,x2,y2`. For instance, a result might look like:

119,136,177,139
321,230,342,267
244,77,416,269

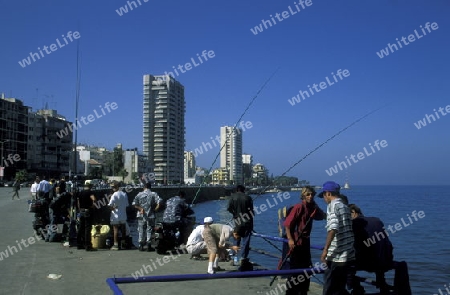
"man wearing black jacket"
227,185,254,263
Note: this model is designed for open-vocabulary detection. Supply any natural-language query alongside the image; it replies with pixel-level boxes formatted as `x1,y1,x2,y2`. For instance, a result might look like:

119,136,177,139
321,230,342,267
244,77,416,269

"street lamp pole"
0,139,10,181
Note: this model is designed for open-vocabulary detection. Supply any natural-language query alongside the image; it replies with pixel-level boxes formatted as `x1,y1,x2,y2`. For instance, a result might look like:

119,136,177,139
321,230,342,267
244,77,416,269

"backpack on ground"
239,258,254,272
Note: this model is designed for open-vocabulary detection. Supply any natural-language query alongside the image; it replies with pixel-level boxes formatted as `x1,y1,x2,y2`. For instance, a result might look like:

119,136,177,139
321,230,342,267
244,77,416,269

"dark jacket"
352,216,394,271
227,192,254,229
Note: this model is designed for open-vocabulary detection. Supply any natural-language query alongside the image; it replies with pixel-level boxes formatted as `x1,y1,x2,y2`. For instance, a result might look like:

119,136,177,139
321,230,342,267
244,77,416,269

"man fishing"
283,186,326,295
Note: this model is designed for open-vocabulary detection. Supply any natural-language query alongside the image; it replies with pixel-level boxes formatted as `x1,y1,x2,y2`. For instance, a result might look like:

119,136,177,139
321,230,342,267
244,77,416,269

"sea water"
190,185,450,294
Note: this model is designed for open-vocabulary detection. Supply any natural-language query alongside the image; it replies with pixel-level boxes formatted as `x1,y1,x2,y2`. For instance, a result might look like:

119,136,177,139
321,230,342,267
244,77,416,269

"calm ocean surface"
190,185,450,294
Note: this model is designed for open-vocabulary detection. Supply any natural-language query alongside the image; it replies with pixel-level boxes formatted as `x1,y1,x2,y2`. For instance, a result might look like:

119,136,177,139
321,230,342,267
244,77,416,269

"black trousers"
286,240,311,295
323,260,352,295
77,213,92,248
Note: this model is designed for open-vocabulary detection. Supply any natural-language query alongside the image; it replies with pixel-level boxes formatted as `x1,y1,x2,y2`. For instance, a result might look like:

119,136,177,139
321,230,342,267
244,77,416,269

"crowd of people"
280,181,397,295
25,176,195,253
23,176,400,294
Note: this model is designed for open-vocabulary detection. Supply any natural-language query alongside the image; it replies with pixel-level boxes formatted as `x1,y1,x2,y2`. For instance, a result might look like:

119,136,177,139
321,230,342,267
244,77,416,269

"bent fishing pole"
251,104,388,204
190,67,281,206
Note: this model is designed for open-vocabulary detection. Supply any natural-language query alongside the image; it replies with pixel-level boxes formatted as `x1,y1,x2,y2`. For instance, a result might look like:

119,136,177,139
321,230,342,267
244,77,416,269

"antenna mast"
72,38,81,178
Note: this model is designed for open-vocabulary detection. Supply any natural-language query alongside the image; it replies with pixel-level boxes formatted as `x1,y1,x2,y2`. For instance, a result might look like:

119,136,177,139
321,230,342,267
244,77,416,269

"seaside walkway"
0,187,322,295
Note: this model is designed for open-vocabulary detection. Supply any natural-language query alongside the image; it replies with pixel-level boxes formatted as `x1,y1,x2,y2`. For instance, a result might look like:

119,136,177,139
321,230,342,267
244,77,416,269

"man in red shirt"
283,186,326,295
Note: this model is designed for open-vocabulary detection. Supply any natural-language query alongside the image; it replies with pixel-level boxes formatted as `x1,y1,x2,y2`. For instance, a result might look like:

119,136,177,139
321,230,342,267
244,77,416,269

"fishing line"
252,230,283,253
190,67,280,206
252,104,388,259
251,104,388,203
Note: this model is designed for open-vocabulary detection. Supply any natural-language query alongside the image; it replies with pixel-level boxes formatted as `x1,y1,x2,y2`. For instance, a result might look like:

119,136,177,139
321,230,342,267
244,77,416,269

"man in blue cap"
318,181,355,295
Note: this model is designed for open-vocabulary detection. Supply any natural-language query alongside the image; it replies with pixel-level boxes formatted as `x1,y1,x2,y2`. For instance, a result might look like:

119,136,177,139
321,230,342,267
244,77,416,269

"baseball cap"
317,181,341,198
203,217,213,224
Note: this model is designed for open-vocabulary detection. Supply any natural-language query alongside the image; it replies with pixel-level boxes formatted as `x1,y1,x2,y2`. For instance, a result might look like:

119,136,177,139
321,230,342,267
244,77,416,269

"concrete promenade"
0,187,322,295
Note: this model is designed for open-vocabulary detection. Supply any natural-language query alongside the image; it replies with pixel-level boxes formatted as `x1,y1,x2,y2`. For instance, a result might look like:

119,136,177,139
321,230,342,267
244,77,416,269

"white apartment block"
143,74,185,184
220,126,243,184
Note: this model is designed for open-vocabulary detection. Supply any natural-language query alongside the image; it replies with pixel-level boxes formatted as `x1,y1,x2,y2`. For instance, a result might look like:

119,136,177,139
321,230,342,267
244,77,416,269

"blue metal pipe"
107,266,325,285
252,232,324,250
106,277,124,295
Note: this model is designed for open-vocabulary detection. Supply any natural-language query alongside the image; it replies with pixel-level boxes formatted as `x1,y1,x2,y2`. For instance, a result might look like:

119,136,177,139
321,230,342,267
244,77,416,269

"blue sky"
1,0,449,185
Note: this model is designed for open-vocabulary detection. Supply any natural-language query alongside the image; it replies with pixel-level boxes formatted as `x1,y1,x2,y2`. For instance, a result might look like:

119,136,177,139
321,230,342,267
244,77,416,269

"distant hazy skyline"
1,0,449,185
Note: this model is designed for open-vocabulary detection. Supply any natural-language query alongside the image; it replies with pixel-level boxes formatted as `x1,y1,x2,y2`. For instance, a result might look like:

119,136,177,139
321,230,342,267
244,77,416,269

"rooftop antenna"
33,88,39,111
44,94,56,109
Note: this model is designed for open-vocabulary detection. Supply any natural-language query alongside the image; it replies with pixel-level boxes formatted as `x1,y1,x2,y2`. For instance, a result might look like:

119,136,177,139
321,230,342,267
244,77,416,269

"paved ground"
0,187,323,295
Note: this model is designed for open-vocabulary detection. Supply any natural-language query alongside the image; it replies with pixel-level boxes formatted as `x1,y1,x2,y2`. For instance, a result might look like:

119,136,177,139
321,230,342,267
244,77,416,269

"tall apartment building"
143,74,185,184
0,95,28,180
220,126,243,184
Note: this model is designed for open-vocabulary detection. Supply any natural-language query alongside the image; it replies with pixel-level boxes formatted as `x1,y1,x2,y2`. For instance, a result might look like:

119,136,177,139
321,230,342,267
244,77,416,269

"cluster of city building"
0,74,270,185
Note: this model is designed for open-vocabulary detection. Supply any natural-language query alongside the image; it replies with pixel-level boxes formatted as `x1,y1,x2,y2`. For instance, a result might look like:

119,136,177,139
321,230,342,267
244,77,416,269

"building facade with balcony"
28,109,72,177
211,167,230,185
252,163,269,185
143,74,185,184
184,151,196,181
0,95,28,180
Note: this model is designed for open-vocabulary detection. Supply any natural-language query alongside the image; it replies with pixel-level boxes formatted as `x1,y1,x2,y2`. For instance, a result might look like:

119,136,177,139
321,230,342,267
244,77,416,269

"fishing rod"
204,105,386,248
68,34,82,246
190,67,281,206
251,104,388,203
252,230,283,253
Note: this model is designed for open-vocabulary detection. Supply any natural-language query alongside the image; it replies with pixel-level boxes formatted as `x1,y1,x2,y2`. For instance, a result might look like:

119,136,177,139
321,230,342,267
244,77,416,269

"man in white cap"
186,217,210,259
202,217,240,274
